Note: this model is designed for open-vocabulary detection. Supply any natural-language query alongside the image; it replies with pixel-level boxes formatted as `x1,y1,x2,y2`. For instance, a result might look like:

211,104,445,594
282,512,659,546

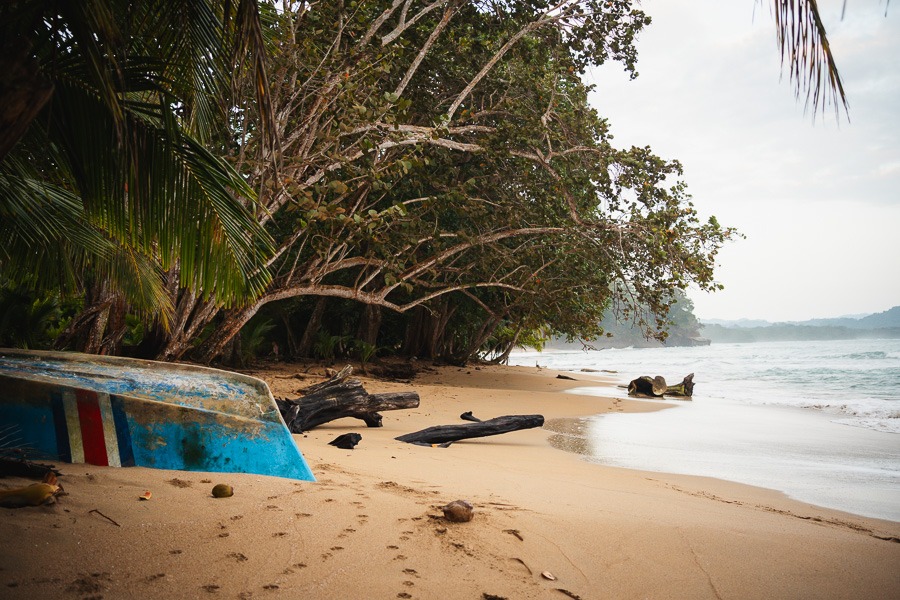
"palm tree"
0,0,275,352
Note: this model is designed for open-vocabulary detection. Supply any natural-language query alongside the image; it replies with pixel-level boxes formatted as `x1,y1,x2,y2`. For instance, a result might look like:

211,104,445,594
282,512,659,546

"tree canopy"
0,0,849,363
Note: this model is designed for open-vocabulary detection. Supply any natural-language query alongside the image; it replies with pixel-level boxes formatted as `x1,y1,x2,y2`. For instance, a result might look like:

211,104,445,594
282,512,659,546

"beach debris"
627,373,694,399
556,374,576,380
460,411,481,422
139,490,152,500
212,483,234,498
0,457,61,479
664,373,695,397
276,365,419,433
627,375,667,397
541,571,556,581
503,529,524,541
482,594,508,600
0,482,61,507
396,415,544,446
442,499,474,523
556,589,583,599
89,509,121,527
329,433,362,450
0,471,62,508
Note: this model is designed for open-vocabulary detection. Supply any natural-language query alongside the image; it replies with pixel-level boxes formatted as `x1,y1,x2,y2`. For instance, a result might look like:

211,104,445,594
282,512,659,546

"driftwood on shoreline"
276,365,420,433
396,415,544,446
627,373,694,399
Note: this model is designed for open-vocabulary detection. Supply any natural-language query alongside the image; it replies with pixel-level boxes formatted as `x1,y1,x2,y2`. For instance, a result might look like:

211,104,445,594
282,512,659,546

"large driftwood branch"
627,373,694,399
395,415,544,445
276,366,419,432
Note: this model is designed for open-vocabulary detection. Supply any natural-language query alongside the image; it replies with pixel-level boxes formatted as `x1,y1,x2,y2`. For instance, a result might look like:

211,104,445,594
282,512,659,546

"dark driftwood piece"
665,373,694,397
0,458,60,479
627,375,667,397
276,365,420,432
627,373,694,398
329,433,362,449
396,415,544,446
460,411,481,422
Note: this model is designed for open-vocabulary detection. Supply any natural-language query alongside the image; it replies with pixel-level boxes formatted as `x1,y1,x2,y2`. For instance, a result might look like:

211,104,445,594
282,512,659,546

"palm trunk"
192,303,262,364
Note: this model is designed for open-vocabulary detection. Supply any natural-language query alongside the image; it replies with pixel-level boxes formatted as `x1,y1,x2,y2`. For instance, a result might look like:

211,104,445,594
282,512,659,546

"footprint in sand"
228,552,249,562
67,572,112,595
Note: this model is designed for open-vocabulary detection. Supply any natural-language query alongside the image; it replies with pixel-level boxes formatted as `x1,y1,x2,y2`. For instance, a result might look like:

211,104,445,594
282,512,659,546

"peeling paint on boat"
0,349,315,481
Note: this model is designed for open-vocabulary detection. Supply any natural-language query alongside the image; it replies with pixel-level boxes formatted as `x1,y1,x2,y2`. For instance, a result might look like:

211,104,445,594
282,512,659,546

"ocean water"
509,339,900,521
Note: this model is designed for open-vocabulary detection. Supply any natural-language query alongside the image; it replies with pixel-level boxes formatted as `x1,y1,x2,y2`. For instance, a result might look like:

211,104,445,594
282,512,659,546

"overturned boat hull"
0,349,314,481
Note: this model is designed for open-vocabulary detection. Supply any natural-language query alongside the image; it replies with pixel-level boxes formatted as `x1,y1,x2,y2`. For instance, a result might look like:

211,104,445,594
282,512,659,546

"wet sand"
1,362,898,599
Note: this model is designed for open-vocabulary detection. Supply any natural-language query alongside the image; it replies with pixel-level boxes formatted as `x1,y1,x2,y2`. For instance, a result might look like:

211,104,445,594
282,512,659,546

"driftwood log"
276,366,419,433
627,373,694,398
396,415,544,446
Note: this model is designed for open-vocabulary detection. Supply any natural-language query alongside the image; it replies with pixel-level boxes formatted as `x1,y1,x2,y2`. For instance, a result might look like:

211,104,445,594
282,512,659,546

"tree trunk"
356,304,382,346
54,283,126,355
281,311,298,358
401,306,428,357
400,303,458,361
297,297,327,358
490,320,523,365
395,415,545,445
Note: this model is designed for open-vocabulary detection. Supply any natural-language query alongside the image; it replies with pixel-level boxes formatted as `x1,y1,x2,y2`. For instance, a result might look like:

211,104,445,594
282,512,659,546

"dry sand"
1,362,898,599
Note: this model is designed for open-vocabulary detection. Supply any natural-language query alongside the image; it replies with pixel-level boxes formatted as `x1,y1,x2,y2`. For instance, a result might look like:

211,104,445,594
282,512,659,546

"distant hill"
547,291,709,350
700,306,900,342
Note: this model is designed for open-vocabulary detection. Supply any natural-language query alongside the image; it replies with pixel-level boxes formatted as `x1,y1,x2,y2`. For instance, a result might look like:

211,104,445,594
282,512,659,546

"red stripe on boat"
76,390,110,466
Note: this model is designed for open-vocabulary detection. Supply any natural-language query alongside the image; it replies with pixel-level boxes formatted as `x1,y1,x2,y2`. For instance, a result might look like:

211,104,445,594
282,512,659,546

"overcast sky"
587,0,899,322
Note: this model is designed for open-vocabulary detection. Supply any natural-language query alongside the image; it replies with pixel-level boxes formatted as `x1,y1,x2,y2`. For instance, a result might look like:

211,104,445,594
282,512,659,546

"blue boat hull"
0,350,315,481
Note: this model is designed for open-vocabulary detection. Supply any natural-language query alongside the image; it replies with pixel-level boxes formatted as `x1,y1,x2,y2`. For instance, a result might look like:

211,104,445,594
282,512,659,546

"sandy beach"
1,362,898,599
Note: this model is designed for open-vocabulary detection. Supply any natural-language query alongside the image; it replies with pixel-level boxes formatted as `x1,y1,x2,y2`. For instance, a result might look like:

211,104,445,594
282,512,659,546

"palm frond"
771,0,849,119
0,158,171,321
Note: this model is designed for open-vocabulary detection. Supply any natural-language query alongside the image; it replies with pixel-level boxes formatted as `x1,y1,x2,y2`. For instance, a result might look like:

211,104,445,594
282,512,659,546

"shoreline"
548,392,900,522
1,361,898,598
